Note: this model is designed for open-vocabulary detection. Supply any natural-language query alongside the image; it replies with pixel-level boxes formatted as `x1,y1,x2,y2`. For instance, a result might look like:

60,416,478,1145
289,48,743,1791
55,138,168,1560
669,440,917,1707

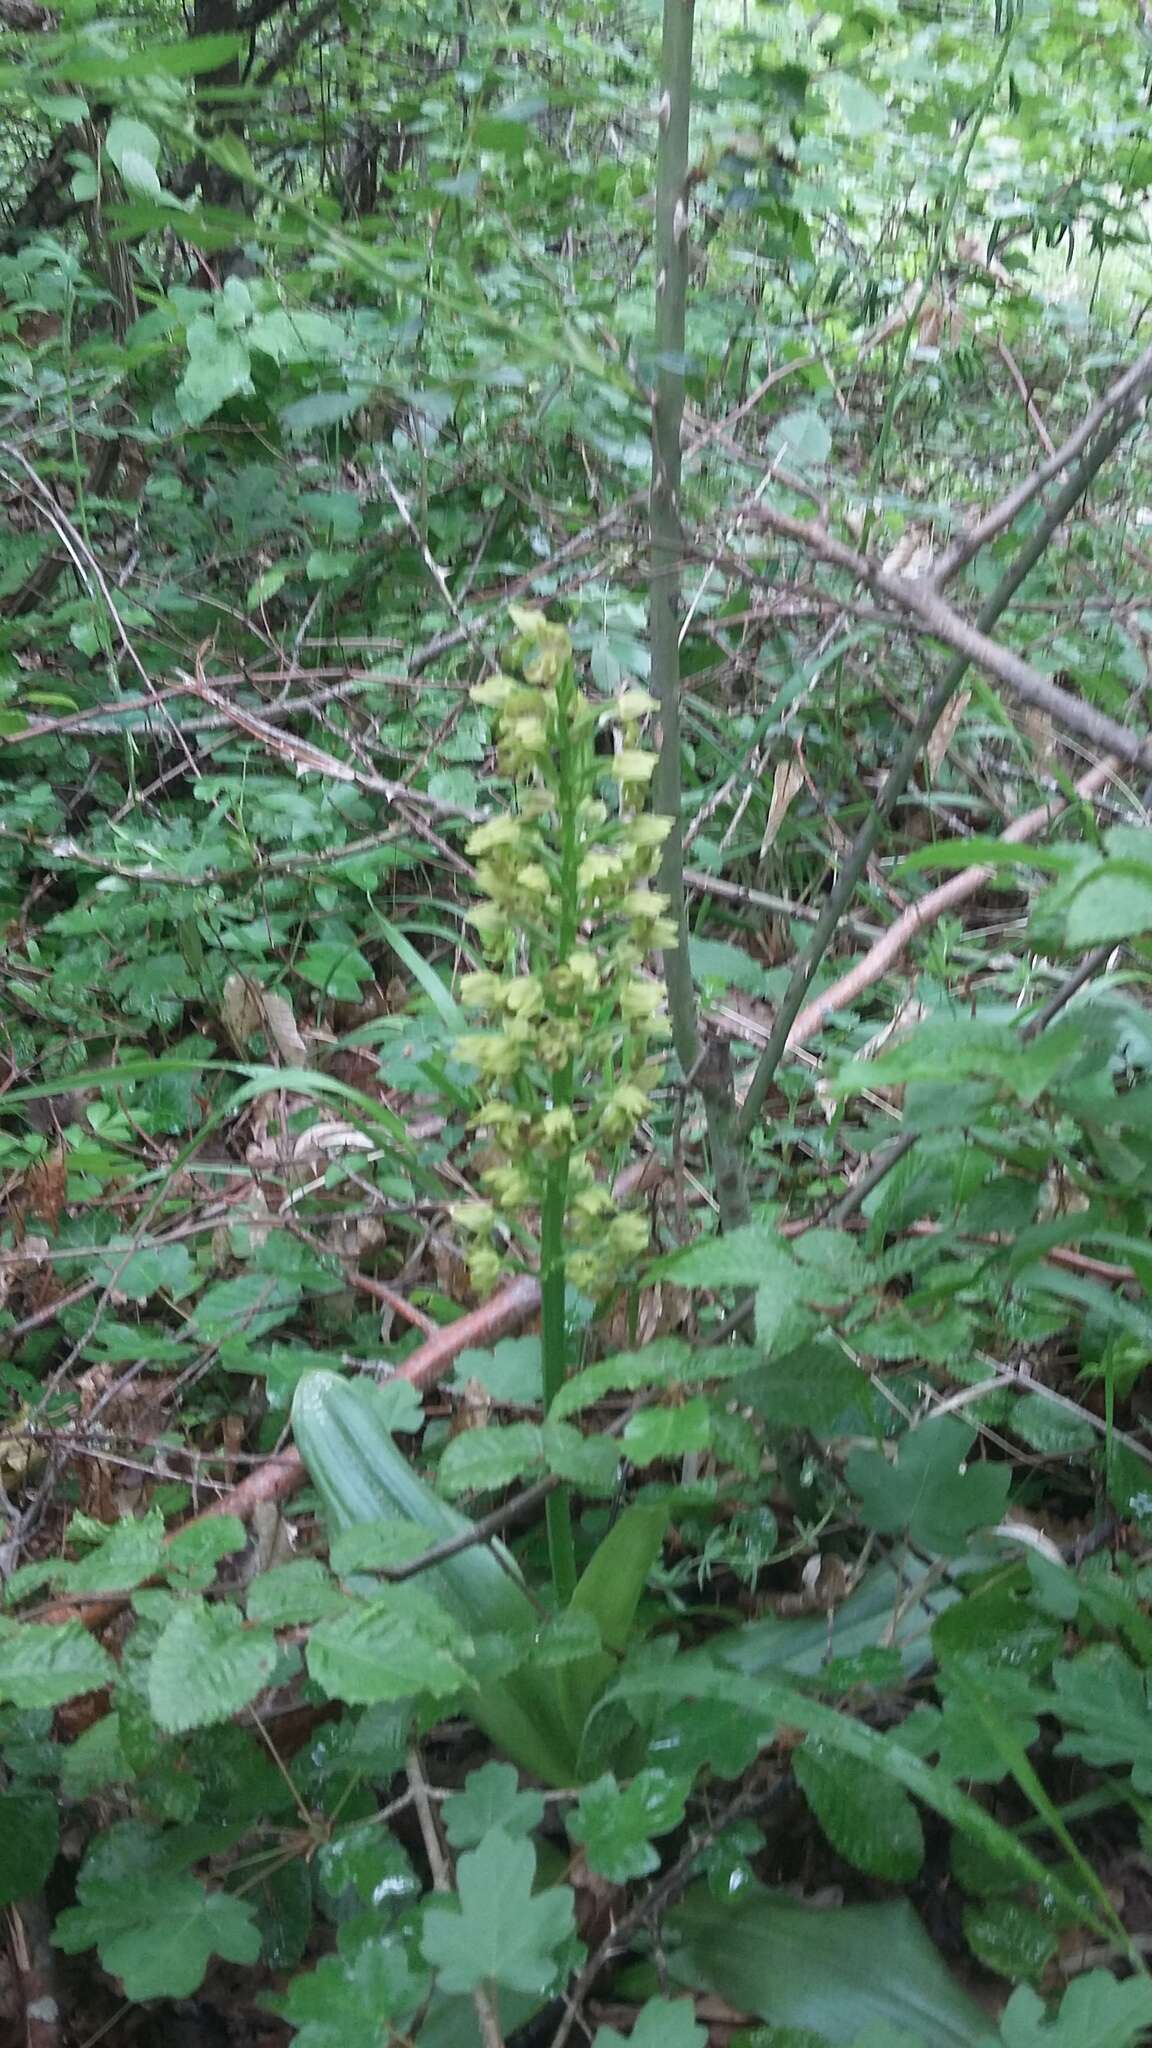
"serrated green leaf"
845,1419,1011,1554
61,1511,166,1594
420,1828,575,1995
307,1589,468,1704
793,1738,924,1881
568,1767,690,1881
148,1600,279,1732
442,1761,546,1848
0,1621,117,1708
53,1824,259,2001
622,1398,712,1466
246,1560,346,1625
438,1421,544,1496
594,1997,707,2048
274,1928,429,2045
996,1972,1152,2048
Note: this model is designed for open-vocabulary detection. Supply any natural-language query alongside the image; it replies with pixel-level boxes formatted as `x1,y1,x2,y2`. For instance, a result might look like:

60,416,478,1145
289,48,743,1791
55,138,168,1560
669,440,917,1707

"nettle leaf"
148,1601,279,1732
442,1762,546,1849
420,1828,575,1995
274,1928,429,2046
308,1588,469,1705
543,1419,619,1492
439,1421,544,1496
657,1227,778,1289
246,1560,346,1626
622,1398,712,1467
568,1768,691,1882
59,1510,166,1594
995,1970,1152,2048
0,1789,59,1906
690,936,769,995
1052,1645,1152,1790
845,1419,1011,1554
1063,861,1152,948
0,1620,117,1708
165,1516,248,1585
552,1338,755,1421
53,1824,259,2001
593,1997,707,2048
793,1738,924,1881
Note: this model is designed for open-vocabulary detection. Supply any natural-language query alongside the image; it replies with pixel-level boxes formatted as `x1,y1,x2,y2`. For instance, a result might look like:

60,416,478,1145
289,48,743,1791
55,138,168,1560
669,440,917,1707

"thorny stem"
735,398,1147,1143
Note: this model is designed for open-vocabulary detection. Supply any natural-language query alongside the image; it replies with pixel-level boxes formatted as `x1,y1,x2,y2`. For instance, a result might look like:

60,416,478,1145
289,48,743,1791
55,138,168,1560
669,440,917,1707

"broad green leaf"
793,1739,924,1881
622,1398,712,1466
316,1822,420,1912
0,1621,116,1708
442,1762,546,1848
994,1972,1152,2048
0,1789,58,1906
668,1888,985,2046
53,1825,259,2001
594,1998,707,2048
55,1511,166,1594
177,318,253,427
845,1419,1011,1554
148,1601,279,1731
1051,1644,1152,1790
420,1828,575,1995
773,409,832,467
88,1240,192,1301
246,1560,346,1625
105,118,165,201
307,1589,468,1704
690,937,769,994
1064,863,1152,947
273,1929,429,2046
568,1768,690,1882
835,75,888,135
452,1336,542,1404
438,1421,544,1496
962,1897,1058,1983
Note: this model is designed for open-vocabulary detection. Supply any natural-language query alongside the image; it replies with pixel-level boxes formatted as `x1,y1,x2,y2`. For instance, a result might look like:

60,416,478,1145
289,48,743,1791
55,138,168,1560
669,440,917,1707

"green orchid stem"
539,661,580,1606
540,1160,577,1605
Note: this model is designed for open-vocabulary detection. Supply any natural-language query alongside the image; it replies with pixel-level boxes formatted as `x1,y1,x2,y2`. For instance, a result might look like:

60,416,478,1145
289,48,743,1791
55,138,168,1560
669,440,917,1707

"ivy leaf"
845,1419,1011,1554
593,1997,707,2048
793,1738,924,1881
0,1621,117,1708
53,1824,259,2001
308,1589,469,1705
568,1769,691,1882
442,1762,546,1848
274,1929,429,2046
420,1828,575,1995
0,1790,58,1906
148,1601,279,1732
995,1971,1152,2048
